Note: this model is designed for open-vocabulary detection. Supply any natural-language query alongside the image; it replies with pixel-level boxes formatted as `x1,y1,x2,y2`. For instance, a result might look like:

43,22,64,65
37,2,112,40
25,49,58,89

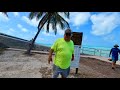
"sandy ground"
0,49,120,78
0,49,52,78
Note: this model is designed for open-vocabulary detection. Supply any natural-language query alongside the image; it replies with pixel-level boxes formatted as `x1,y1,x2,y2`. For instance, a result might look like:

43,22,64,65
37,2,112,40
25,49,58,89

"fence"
80,47,110,58
80,47,120,60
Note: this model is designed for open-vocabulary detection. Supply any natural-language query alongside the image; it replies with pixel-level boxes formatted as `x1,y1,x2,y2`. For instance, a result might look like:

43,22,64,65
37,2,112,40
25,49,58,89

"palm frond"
2,12,8,17
29,12,70,35
29,12,38,19
62,12,70,18
46,14,53,33
52,13,70,29
57,13,70,28
37,13,49,30
36,12,44,20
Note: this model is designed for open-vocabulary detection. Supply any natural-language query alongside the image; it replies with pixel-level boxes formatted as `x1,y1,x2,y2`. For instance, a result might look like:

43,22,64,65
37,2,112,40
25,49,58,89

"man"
109,44,120,69
48,28,74,78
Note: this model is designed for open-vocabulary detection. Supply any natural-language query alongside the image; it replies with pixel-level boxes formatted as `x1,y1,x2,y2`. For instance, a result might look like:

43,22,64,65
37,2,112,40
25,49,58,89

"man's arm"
109,49,112,57
48,49,54,64
118,49,120,54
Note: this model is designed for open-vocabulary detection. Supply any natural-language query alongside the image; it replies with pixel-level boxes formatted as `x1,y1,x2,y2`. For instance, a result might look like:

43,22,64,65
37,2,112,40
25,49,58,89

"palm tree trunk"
26,24,45,55
26,15,50,55
26,28,42,55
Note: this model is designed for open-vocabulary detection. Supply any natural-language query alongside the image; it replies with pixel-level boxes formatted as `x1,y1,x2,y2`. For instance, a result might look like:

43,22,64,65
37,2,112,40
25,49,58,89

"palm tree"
26,12,70,55
2,12,8,17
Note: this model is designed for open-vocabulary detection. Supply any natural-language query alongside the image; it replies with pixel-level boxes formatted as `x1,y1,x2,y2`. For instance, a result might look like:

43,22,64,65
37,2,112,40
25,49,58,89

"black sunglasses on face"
65,33,71,36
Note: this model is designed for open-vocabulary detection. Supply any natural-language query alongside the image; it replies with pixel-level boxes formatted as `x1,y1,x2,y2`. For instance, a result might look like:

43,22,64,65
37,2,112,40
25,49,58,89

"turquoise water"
81,47,110,57
42,44,51,47
81,45,120,60
38,43,120,60
37,43,51,47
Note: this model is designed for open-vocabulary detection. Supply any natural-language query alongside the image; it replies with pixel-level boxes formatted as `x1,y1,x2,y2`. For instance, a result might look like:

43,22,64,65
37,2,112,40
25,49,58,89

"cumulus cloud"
0,28,15,35
42,31,56,37
22,12,91,36
0,12,9,22
57,29,64,35
90,12,120,36
13,12,19,17
70,12,91,27
17,24,28,32
22,16,39,27
21,28,28,32
17,24,22,28
9,28,15,32
103,34,115,41
6,28,15,35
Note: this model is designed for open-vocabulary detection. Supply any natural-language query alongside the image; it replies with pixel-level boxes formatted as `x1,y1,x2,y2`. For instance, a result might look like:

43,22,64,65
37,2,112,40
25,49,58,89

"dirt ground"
77,57,120,78
0,49,120,78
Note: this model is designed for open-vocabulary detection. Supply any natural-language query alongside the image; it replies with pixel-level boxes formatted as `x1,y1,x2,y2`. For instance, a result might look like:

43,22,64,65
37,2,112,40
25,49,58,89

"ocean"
80,45,111,57
38,43,120,60
81,45,120,60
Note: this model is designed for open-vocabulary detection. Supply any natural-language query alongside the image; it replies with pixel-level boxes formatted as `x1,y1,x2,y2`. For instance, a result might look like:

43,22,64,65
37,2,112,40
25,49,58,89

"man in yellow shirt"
48,28,74,78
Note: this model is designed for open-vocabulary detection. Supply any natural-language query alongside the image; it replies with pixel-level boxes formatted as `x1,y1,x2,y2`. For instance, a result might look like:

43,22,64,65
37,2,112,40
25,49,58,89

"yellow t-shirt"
51,38,74,69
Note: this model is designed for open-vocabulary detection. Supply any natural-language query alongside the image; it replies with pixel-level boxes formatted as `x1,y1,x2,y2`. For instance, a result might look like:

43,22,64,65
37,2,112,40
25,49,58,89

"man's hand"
71,54,74,61
48,56,52,64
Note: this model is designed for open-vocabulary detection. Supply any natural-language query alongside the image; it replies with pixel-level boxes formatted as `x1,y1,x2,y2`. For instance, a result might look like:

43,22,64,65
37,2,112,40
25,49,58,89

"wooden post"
75,68,78,74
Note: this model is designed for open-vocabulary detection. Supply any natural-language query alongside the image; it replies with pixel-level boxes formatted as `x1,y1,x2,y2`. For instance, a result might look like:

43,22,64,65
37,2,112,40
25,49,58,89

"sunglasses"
65,33,71,36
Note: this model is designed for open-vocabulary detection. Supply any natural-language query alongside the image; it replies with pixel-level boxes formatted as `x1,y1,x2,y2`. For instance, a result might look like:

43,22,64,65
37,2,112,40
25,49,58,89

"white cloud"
42,31,56,37
17,24,28,32
6,31,13,35
36,37,51,44
103,34,115,41
56,24,65,35
22,28,28,32
13,12,19,17
0,12,9,22
90,12,120,36
9,28,15,32
57,29,64,35
17,24,22,28
70,12,91,27
22,16,39,27
0,28,15,36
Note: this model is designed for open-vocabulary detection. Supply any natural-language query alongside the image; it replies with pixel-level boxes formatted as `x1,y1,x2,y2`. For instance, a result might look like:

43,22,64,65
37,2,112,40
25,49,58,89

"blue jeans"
52,64,70,78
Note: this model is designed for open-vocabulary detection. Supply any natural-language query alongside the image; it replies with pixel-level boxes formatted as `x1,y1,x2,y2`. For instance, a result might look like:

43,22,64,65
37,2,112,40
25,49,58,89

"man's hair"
64,28,72,34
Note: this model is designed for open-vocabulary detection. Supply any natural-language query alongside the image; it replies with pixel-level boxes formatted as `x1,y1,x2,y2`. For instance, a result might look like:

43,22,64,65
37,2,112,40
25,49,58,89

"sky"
0,12,120,48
